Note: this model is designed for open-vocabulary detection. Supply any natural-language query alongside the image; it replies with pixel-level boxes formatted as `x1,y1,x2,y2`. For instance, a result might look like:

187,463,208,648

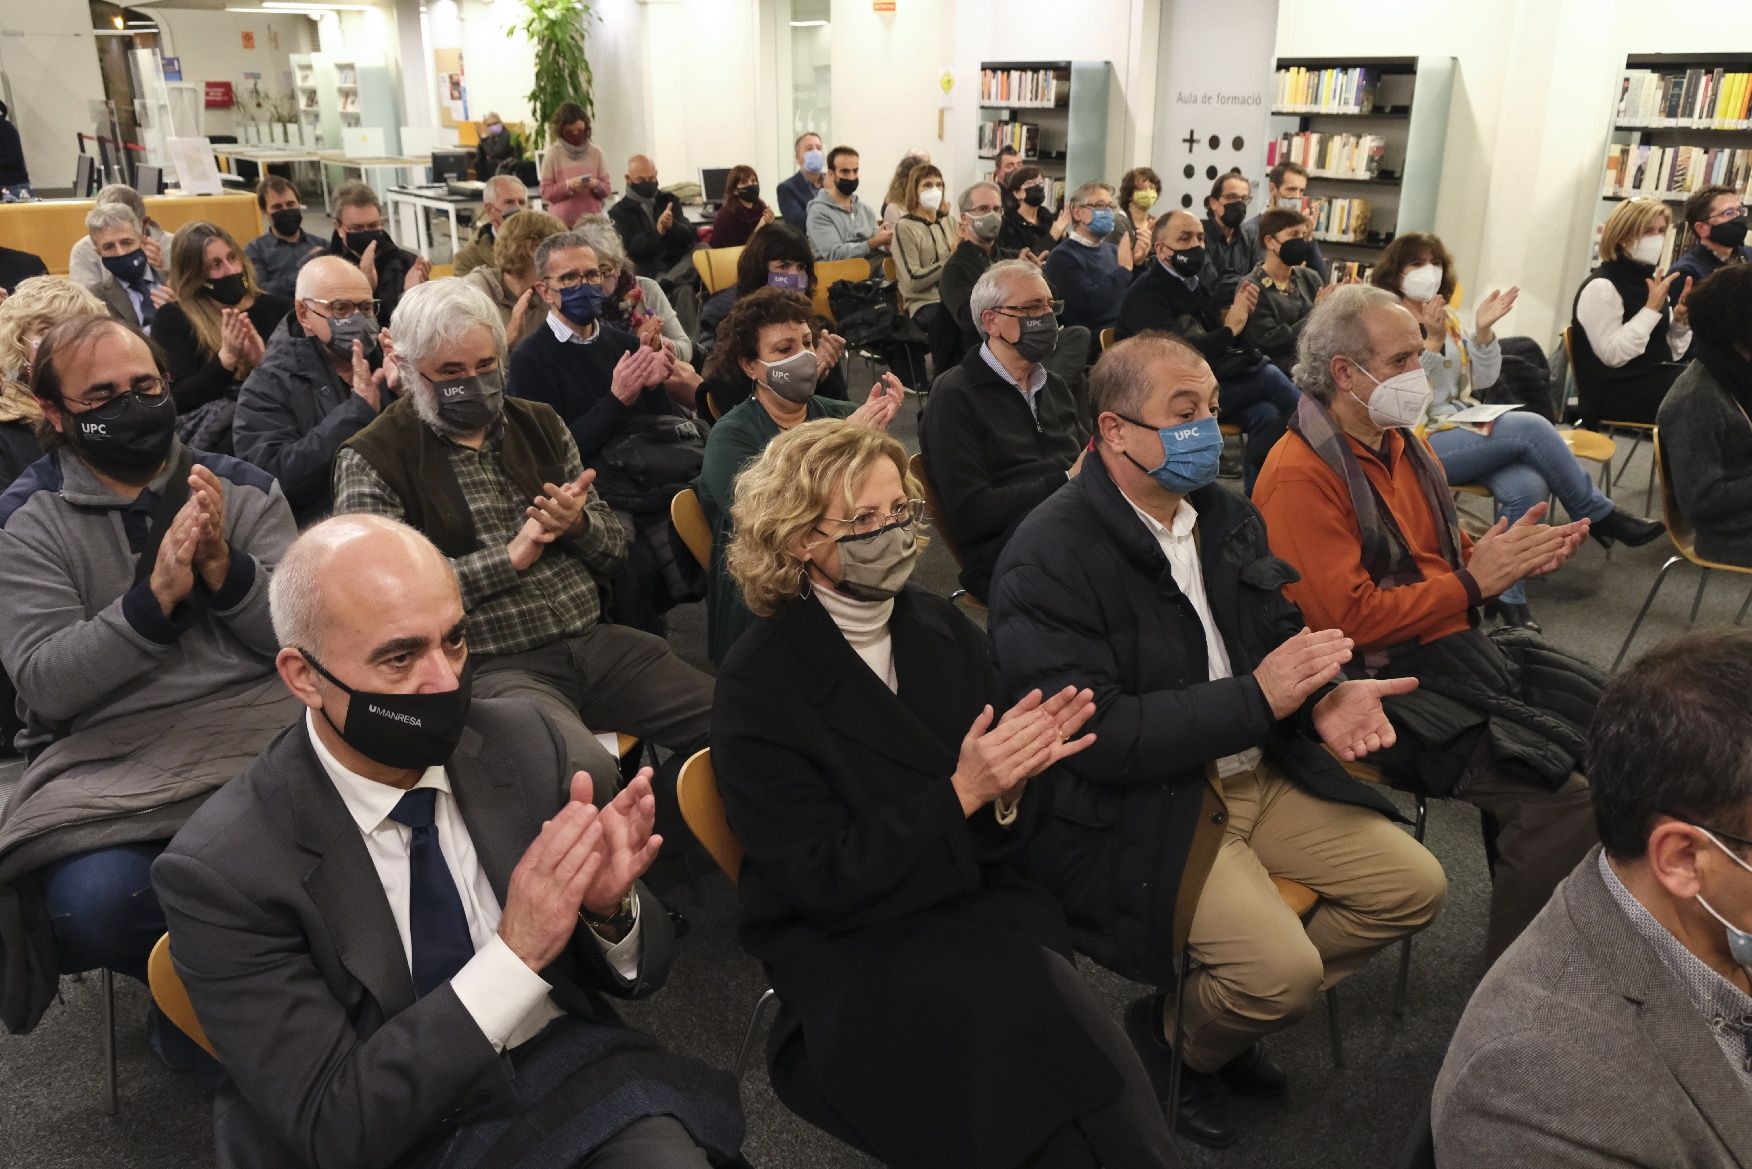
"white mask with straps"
1347,358,1432,430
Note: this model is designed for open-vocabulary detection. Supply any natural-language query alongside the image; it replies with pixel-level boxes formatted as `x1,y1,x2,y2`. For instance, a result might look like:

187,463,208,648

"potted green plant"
511,0,596,148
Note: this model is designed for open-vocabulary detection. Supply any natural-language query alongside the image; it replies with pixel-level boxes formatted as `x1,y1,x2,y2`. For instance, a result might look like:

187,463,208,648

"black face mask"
429,369,505,435
628,180,659,200
1707,215,1749,250
207,273,248,305
1165,245,1206,278
302,650,473,770
835,177,860,197
344,229,391,257
64,389,177,474
1004,311,1059,364
1218,201,1247,229
270,207,304,237
736,184,760,204
1023,187,1047,207
1277,238,1313,268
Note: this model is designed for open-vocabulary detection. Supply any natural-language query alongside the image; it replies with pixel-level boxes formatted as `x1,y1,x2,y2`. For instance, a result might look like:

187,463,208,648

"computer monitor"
699,167,733,205
135,164,164,196
432,150,469,183
73,154,97,198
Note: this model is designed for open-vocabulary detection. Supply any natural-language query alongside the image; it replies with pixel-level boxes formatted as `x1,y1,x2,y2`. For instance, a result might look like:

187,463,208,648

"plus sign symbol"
1182,129,1199,154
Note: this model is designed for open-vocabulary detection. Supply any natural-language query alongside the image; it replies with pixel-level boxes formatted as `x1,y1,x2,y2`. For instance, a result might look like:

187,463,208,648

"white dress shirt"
1122,497,1263,778
546,309,601,345
306,712,641,1052
1576,277,1691,367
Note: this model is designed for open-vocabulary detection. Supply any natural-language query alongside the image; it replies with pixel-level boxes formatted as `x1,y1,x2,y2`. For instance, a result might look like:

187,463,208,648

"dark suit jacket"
153,700,681,1169
1434,848,1752,1167
1116,260,1262,380
0,246,45,294
711,588,1121,1169
608,191,698,279
776,171,819,231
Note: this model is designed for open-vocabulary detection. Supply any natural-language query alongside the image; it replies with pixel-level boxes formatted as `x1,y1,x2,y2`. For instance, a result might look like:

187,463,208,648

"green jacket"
453,222,496,277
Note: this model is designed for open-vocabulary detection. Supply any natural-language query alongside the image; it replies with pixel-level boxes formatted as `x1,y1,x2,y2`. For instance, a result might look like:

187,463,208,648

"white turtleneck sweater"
813,585,898,691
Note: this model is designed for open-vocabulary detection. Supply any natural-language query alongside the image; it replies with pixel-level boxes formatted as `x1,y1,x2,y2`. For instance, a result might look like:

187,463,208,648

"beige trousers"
1171,760,1448,1072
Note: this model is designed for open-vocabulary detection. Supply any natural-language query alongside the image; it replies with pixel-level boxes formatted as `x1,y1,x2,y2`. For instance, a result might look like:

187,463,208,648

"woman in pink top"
538,102,611,227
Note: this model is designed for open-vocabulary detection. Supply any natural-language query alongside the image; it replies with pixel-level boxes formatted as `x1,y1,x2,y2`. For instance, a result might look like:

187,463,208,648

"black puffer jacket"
989,454,1399,986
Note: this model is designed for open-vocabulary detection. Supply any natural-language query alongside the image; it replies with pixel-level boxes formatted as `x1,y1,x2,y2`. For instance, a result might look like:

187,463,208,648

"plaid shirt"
331,425,628,656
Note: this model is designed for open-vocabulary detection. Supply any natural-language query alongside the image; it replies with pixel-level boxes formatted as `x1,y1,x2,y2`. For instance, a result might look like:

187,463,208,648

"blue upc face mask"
560,282,603,324
1119,414,1224,493
1086,208,1116,237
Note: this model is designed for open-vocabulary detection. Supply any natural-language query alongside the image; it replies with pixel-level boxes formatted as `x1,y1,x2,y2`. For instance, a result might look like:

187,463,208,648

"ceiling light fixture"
789,19,827,27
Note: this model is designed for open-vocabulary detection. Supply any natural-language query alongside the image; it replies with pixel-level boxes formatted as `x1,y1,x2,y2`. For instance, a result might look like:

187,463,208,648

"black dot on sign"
1208,134,1220,150
1205,166,1218,180
1232,136,1245,151
1183,164,1194,179
1180,193,1193,208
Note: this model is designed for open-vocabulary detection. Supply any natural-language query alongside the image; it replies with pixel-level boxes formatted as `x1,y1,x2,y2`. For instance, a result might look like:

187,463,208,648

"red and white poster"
204,81,235,109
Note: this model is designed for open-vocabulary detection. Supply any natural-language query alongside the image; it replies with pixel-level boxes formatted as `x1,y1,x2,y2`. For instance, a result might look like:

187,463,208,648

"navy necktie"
128,279,156,329
387,788,476,997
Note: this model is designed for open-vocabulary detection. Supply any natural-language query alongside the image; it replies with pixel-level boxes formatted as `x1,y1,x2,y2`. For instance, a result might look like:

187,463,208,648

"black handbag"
590,413,708,513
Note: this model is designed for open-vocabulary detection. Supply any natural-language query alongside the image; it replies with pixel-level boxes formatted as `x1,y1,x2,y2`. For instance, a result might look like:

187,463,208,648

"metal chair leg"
100,968,117,1115
1166,947,1191,1137
733,988,778,1083
1325,987,1344,1067
1611,431,1643,488
1688,567,1713,627
1737,585,1752,627
1613,554,1685,670
1393,795,1429,1018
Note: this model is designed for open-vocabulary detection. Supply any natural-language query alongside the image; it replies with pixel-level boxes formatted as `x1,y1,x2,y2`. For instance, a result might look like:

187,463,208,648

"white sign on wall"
1154,0,1279,216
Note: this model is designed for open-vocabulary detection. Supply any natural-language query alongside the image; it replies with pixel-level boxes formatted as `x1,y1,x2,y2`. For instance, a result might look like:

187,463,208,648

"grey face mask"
323,312,379,361
429,369,505,434
1695,829,1752,974
970,210,1003,242
761,348,819,404
829,518,919,602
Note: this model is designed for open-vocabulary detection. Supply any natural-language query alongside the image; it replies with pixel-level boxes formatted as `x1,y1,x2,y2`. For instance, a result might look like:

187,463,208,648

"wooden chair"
812,259,875,324
1613,428,1752,669
692,246,745,296
147,934,219,1061
670,487,713,571
908,452,985,611
881,255,905,314
1563,325,1655,499
1099,326,1116,351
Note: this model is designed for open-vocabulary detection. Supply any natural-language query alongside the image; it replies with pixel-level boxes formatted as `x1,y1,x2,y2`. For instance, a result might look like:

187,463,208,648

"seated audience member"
998,166,1065,259
921,260,1087,602
1669,184,1751,299
1112,166,1161,268
989,332,1445,1146
713,420,1180,1168
807,146,893,262
992,145,1022,196
1254,285,1602,961
311,181,430,326
1042,181,1132,336
939,181,1005,359
472,109,521,180
1242,163,1328,282
244,175,325,299
1372,233,1662,630
709,164,773,249
1657,263,1752,566
573,215,694,363
777,132,826,232
452,174,531,278
83,202,172,334
68,185,170,291
879,148,931,225
154,222,293,435
0,314,300,1038
537,102,610,228
694,224,849,406
0,243,46,295
698,289,899,663
153,513,746,1169
893,163,957,334
1571,197,1692,426
1119,211,1299,493
461,208,567,350
609,155,699,280
1241,207,1324,373
1201,172,1258,305
1434,628,1752,1167
334,279,714,796
0,277,104,490
233,256,394,526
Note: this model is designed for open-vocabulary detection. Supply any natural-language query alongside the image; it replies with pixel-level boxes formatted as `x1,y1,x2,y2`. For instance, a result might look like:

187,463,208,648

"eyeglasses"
543,268,605,289
1708,207,1746,224
302,296,381,320
995,300,1064,318
1687,820,1752,853
67,375,169,414
343,220,385,234
819,499,926,539
1217,192,1250,205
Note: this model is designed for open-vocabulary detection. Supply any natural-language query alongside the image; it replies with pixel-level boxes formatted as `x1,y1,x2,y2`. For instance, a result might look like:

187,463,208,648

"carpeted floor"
0,371,1732,1168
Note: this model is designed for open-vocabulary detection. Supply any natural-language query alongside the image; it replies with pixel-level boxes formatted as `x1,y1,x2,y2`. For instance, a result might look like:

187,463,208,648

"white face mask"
1275,195,1303,211
1628,233,1665,267
1347,358,1432,430
1401,264,1443,302
918,186,944,212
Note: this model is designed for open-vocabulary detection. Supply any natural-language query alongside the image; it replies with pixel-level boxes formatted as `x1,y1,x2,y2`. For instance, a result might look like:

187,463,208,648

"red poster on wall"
204,81,235,108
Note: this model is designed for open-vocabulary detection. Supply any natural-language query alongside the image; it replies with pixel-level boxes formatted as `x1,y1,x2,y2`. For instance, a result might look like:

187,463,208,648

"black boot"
1590,508,1665,548
1484,599,1541,633
1122,995,1238,1149
1217,1041,1289,1098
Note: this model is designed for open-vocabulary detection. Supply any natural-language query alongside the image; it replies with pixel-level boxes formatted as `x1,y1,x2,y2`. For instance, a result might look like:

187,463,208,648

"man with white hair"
153,512,745,1169
81,202,173,333
332,279,713,840
920,259,1087,603
454,174,531,278
67,183,170,292
937,180,1006,361
1041,180,1132,336
233,255,396,524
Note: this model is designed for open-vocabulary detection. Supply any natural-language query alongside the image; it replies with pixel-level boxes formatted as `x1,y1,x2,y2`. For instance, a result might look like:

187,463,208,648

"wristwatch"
582,890,636,935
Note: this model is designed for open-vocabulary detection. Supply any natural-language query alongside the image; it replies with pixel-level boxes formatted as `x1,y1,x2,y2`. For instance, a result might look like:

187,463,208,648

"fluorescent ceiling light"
789,19,827,26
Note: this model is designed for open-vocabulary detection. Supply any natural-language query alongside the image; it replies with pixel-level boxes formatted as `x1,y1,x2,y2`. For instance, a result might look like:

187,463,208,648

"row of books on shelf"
1617,67,1752,129
1266,132,1387,180
1327,260,1376,285
1601,143,1752,199
977,120,1041,158
1273,66,1379,114
1304,196,1372,243
979,68,1062,107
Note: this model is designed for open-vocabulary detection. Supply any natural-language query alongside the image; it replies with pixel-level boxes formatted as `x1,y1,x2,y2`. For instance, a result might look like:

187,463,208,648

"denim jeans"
1220,360,1301,494
1429,411,1613,604
41,841,169,982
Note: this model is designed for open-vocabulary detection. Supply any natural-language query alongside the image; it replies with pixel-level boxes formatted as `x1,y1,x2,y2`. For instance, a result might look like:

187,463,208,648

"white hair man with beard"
330,278,715,821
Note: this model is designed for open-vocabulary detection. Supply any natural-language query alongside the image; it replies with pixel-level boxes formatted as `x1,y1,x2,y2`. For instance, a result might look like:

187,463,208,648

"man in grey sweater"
806,145,892,262
0,315,300,1036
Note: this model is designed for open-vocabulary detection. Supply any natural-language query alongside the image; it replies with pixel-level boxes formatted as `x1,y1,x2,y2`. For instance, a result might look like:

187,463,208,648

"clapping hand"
1673,276,1695,327
1474,286,1519,343
1467,502,1589,594
950,687,1097,816
1252,627,1353,719
1313,678,1419,761
577,768,662,923
526,469,594,538
187,464,232,593
847,372,904,430
813,330,847,374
